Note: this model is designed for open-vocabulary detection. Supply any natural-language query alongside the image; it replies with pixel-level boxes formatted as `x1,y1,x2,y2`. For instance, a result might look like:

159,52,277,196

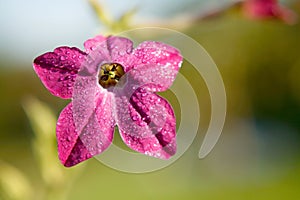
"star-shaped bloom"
33,35,182,167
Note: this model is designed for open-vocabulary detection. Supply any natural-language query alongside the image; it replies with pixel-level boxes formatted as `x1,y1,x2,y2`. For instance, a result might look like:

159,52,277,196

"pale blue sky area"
0,0,293,67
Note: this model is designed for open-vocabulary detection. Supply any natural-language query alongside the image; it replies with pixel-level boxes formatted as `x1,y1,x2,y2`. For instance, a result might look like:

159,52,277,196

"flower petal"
33,47,86,99
242,0,297,24
83,35,133,72
56,91,115,167
56,103,90,167
128,41,183,92
106,36,133,67
115,88,176,159
84,35,106,54
72,75,99,133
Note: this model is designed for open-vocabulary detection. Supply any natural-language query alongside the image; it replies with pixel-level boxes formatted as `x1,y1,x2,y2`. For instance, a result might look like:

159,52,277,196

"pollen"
98,63,125,88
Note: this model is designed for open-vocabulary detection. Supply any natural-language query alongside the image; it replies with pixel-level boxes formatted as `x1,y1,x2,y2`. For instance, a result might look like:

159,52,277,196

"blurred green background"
1,0,300,200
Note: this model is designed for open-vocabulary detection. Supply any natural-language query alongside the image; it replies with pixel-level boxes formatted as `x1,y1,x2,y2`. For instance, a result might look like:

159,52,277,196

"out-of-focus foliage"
22,97,84,200
0,161,32,200
1,96,84,200
89,0,137,33
23,97,62,185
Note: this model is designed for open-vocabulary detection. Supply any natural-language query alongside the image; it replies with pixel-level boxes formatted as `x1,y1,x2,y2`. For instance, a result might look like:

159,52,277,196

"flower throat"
98,63,125,88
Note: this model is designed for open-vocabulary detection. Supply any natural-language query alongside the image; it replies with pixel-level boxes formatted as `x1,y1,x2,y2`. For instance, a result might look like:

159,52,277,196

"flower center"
98,63,125,88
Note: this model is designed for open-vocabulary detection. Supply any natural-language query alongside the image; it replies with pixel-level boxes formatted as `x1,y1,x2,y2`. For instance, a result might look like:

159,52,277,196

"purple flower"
242,0,297,24
33,35,182,167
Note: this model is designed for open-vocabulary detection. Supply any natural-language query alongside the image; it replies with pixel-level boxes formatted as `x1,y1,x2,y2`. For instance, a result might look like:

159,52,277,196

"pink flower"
33,35,182,167
242,0,297,24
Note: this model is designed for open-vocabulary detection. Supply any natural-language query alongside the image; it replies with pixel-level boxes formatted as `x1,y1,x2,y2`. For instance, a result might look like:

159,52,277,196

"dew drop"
47,76,53,81
118,51,125,56
96,143,103,148
132,115,138,121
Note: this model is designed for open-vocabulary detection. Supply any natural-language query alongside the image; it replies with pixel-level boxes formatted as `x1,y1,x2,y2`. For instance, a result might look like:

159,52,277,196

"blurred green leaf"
23,97,85,200
88,0,112,28
0,161,32,200
113,7,137,32
22,97,64,186
88,0,136,33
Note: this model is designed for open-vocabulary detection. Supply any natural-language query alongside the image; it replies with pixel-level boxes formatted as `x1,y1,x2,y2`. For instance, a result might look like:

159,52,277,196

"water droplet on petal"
118,51,125,56
96,143,102,148
132,115,138,121
47,76,54,81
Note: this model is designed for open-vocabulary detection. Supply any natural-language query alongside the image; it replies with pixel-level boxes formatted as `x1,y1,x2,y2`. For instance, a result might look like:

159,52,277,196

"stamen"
98,63,125,88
